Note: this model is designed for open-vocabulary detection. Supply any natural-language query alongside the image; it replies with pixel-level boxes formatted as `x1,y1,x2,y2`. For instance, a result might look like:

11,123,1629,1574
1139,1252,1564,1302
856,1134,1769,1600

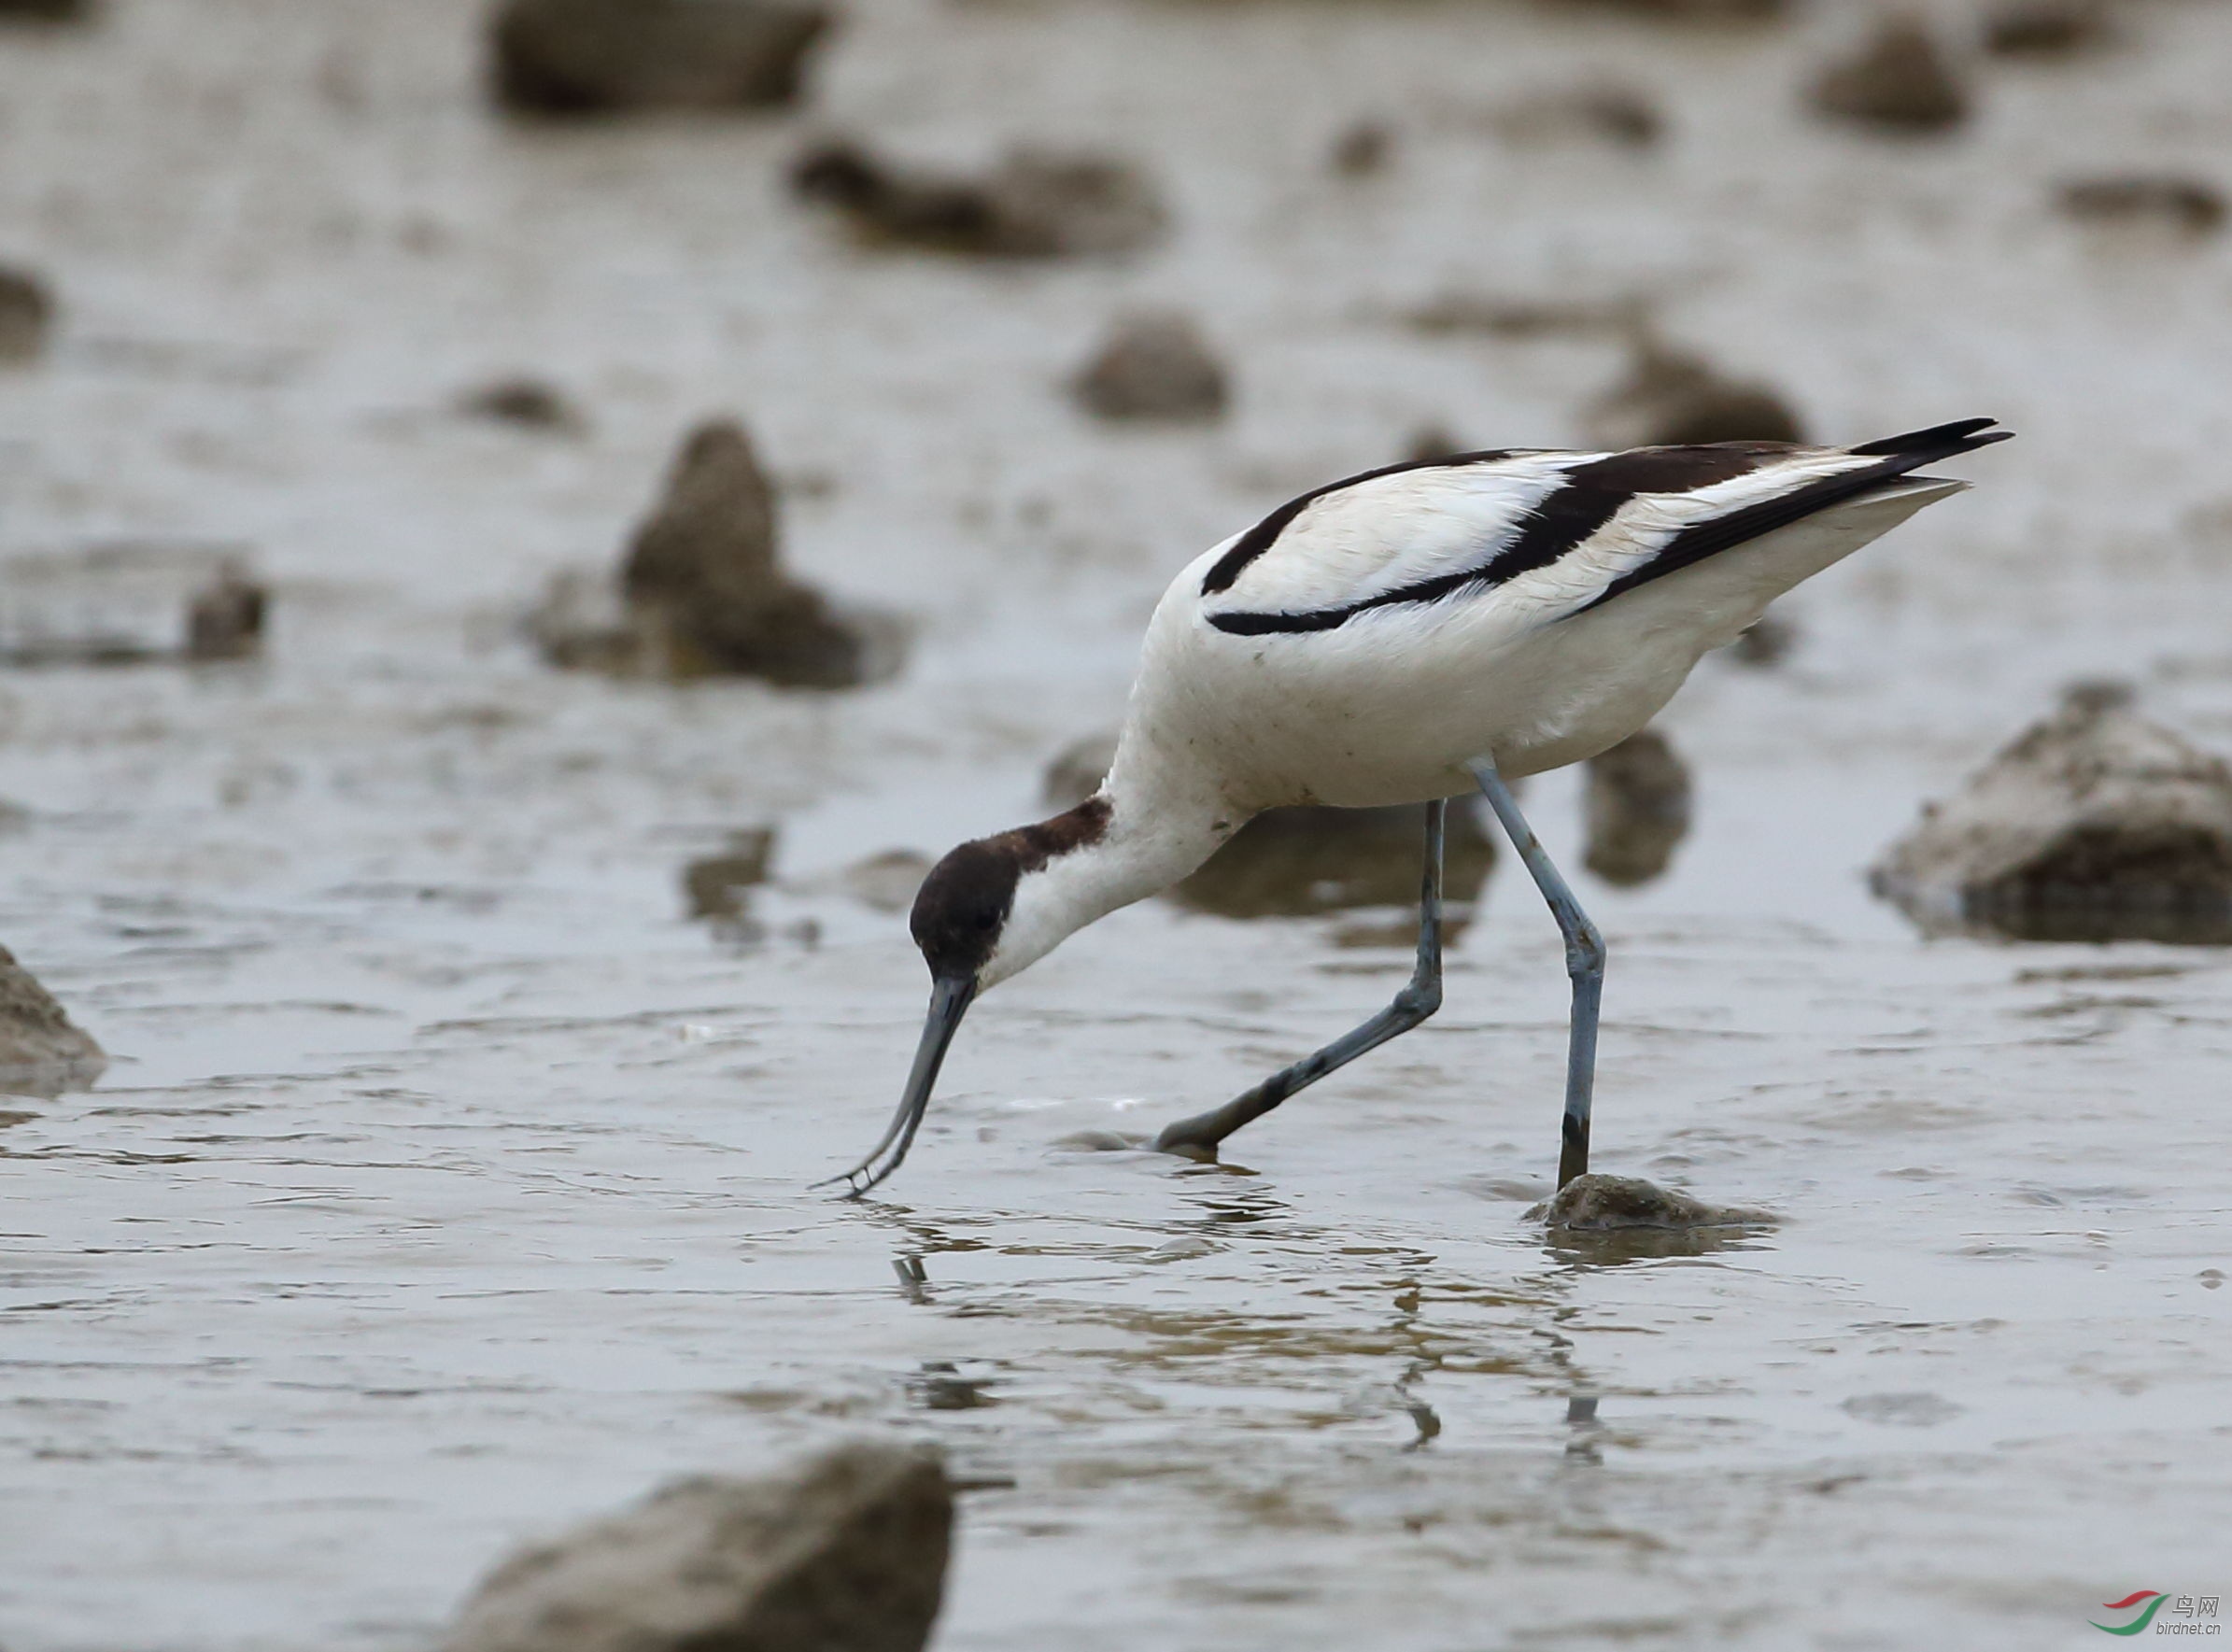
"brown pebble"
184,562,268,662
1807,15,1970,134
490,0,832,117
2057,175,2225,237
0,266,52,362
1984,0,2108,59
791,139,1165,260
1070,311,1229,423
1329,120,1393,178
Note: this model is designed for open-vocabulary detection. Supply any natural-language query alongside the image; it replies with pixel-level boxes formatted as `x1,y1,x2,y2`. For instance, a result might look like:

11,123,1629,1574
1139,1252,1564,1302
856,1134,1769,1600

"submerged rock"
1583,727,1691,887
1532,1172,1775,1231
1872,684,2232,944
534,417,883,686
1328,120,1393,178
1985,0,2109,58
0,266,52,363
684,827,778,921
0,945,105,1092
1807,15,1970,134
184,561,267,662
443,1442,951,1652
1070,311,1229,423
1041,731,1494,919
2057,175,2225,237
1587,340,1804,449
459,376,586,433
490,0,832,117
790,139,1165,259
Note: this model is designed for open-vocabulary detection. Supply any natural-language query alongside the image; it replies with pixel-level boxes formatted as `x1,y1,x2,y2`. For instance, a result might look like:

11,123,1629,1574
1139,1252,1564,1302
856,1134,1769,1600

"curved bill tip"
814,975,976,1199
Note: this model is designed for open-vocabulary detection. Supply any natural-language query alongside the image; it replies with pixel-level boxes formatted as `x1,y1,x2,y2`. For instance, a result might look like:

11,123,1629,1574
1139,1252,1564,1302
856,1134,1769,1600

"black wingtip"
1848,418,2013,459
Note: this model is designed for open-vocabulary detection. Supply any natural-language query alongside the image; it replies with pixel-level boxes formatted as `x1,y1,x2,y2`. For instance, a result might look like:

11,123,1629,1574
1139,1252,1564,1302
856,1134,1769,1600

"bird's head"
822,798,1113,1195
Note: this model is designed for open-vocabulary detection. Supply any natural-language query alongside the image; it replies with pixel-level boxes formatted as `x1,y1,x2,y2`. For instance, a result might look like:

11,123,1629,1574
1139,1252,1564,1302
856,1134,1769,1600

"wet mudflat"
5,2,2232,1648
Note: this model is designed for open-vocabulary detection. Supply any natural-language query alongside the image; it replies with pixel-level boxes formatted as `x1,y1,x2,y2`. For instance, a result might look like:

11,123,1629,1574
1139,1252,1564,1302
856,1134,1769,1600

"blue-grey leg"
1153,799,1447,1159
1464,755,1604,1188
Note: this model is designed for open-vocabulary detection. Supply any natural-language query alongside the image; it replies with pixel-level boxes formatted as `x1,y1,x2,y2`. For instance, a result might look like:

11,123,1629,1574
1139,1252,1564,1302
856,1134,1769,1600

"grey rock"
1587,339,1803,449
1583,727,1691,887
1532,1173,1775,1231
1872,685,2232,943
491,0,832,117
621,418,881,687
0,266,52,363
443,1442,951,1652
0,944,105,1092
791,140,1165,260
684,827,778,921
459,377,586,433
1985,0,2109,59
0,0,92,21
1070,311,1229,423
1807,15,1970,135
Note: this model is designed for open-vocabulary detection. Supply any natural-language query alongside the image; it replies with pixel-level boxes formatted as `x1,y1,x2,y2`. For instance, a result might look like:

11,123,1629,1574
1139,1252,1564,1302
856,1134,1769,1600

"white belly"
1124,479,1957,810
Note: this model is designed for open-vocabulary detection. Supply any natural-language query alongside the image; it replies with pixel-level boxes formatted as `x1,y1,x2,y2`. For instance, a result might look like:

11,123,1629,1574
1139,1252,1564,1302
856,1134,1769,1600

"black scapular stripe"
1205,441,1796,637
1571,420,2012,616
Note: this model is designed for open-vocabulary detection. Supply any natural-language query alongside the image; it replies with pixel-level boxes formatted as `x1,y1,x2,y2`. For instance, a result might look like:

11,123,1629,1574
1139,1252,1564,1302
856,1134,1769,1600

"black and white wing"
1196,420,2012,637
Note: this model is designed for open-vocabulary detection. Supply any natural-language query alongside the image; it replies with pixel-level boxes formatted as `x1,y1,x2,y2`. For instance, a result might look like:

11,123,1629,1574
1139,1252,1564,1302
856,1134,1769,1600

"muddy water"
5,2,2232,1647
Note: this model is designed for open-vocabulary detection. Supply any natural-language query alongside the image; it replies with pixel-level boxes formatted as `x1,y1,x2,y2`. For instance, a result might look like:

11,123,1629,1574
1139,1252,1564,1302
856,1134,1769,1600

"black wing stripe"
1198,449,1518,596
1572,423,2012,615
1207,442,1792,637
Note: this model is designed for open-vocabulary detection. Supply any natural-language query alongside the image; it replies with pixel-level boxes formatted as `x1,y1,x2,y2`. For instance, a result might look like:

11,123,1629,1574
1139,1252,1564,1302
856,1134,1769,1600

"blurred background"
3,2,2231,1649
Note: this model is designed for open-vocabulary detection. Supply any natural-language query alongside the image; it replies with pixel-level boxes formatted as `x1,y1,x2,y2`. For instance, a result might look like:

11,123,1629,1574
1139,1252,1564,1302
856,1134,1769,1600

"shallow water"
5,1,2232,1648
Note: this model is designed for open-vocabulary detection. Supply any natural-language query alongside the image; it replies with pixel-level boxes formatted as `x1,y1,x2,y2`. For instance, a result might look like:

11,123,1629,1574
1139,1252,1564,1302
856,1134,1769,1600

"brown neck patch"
910,798,1113,980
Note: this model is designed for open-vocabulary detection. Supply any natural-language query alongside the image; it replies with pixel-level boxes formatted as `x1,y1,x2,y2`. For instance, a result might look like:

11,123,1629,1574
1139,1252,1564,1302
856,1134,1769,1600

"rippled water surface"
5,2,2232,1648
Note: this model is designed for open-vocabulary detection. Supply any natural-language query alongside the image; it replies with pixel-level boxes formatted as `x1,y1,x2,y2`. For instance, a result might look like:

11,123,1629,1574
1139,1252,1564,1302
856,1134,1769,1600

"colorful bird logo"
2091,1592,2168,1635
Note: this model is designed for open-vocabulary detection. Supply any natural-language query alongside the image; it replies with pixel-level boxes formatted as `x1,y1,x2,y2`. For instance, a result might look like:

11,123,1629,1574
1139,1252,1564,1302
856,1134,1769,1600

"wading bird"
824,419,2012,1196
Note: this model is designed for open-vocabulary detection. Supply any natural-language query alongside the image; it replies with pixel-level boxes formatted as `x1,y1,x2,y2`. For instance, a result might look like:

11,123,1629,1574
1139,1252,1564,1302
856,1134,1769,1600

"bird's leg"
1464,755,1603,1189
1152,799,1447,1159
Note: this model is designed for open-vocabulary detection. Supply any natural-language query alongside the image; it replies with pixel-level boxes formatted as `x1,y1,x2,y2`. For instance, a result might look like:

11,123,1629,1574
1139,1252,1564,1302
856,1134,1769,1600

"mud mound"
1872,685,2232,943
491,0,832,117
790,139,1165,259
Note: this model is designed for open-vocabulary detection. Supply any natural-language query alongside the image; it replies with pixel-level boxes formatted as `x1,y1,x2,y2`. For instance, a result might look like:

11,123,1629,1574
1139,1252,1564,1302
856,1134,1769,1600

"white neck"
980,736,1242,988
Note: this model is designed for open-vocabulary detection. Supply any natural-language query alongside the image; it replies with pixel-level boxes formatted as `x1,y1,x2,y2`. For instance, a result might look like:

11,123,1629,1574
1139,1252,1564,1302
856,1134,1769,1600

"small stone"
1583,727,1691,887
0,944,105,1093
0,266,52,363
183,561,267,662
1985,0,2108,58
843,850,933,913
683,827,778,921
1493,82,1663,149
2057,175,2225,237
490,0,832,117
1587,340,1805,449
790,139,1166,260
1807,15,1970,135
459,377,586,433
1328,120,1393,177
0,0,92,20
1069,311,1229,423
1531,1173,1775,1231
442,1443,951,1652
1400,290,1644,341
1872,685,2232,943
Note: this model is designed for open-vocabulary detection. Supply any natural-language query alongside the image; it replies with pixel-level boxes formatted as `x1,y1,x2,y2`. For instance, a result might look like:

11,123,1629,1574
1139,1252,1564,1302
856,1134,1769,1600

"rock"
1586,340,1805,449
1041,731,1494,919
443,1442,951,1652
842,850,933,913
684,827,778,921
1531,1172,1775,1231
459,377,586,433
1726,608,1797,667
1069,311,1229,424
0,266,52,363
0,944,105,1093
1491,82,1663,149
1328,120,1393,178
1806,15,1970,135
1985,0,2109,58
1400,290,1644,341
2057,175,2225,237
0,0,92,21
1871,684,2232,944
184,561,266,662
1583,727,1691,887
490,0,832,117
790,139,1166,259
620,417,880,687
